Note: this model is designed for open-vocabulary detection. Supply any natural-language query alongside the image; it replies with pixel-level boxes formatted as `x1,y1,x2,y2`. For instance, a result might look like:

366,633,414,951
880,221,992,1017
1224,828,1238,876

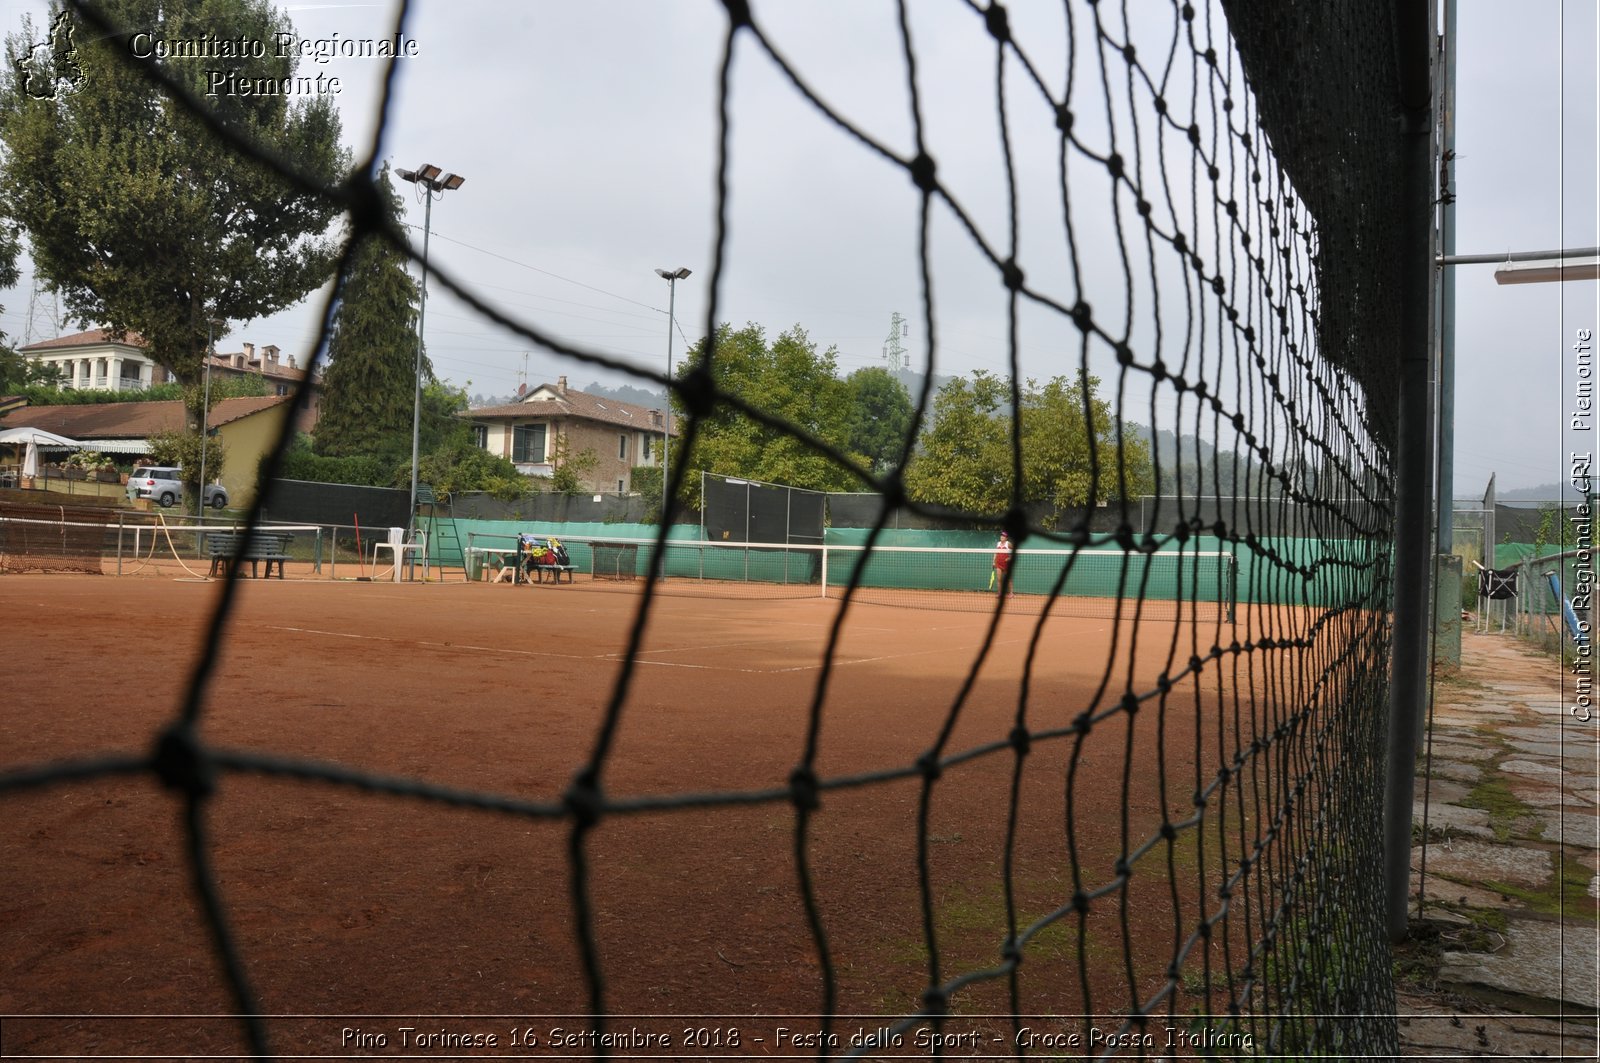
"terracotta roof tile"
18,328,149,352
0,396,289,438
468,383,673,433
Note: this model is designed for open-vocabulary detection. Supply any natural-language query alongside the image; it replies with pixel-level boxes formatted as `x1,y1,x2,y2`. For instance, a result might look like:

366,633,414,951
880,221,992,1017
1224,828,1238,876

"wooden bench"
204,531,294,579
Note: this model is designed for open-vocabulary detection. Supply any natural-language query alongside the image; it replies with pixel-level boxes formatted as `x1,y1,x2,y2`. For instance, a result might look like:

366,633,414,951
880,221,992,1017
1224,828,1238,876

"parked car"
125,466,228,509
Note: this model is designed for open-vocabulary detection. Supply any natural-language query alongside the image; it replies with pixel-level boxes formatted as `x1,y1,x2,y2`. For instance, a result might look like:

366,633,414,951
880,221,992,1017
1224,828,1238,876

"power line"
403,224,665,314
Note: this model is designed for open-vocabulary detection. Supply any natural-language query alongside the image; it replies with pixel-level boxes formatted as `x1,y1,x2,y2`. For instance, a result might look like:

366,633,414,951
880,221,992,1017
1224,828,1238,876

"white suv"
126,466,228,509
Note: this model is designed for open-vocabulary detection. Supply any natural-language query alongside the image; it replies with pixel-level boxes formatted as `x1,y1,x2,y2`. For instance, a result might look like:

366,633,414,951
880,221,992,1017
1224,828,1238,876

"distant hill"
583,370,958,412
581,381,667,409
1493,482,1569,503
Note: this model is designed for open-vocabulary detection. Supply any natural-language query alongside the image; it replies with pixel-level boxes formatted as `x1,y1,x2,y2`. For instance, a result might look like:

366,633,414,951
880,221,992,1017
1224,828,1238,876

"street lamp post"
396,164,465,544
654,267,690,528
197,316,224,518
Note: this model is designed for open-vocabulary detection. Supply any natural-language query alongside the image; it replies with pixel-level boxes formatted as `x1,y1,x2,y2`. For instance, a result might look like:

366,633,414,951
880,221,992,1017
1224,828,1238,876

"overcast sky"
0,0,1594,498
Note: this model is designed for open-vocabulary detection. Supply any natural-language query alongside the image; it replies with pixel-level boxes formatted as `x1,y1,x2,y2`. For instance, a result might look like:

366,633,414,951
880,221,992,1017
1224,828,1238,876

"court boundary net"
465,531,1241,621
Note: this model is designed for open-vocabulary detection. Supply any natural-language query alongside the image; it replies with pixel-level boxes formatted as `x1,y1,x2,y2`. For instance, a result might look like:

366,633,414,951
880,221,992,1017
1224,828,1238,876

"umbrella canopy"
21,441,38,478
0,426,82,448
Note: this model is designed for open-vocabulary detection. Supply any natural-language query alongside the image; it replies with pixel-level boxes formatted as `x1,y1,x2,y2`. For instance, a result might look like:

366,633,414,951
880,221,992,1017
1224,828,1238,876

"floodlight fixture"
1494,256,1600,285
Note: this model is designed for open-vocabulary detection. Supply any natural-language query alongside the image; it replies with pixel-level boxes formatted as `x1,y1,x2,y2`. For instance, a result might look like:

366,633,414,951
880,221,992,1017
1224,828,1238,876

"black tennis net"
0,1,1414,1058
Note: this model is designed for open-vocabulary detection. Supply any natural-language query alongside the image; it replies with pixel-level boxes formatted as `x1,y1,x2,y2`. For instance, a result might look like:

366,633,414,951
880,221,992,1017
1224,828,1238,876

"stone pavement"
1398,630,1599,1058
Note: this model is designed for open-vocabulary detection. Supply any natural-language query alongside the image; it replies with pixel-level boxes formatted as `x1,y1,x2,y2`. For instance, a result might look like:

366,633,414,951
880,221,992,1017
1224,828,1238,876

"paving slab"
1501,725,1599,743
1415,777,1474,805
1504,737,1595,758
1508,780,1591,808
1425,738,1496,761
1499,757,1565,778
1412,870,1524,910
1440,917,1600,1009
1398,1004,1597,1059
1415,802,1495,839
1429,758,1486,784
1415,840,1553,889
1538,811,1600,849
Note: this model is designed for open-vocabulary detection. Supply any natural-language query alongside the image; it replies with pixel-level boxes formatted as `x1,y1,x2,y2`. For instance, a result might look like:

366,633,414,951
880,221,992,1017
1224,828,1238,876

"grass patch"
1459,777,1540,841
1392,921,1446,991
1483,854,1600,922
1435,671,1492,693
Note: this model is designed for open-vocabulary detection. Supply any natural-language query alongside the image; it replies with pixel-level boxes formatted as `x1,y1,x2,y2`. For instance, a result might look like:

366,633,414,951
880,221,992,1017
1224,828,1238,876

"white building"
19,329,172,392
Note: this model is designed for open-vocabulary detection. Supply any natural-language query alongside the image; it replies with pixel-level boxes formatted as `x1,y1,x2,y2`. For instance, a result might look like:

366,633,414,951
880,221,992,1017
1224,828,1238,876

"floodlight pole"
396,164,464,554
197,317,223,518
410,188,433,537
655,267,691,529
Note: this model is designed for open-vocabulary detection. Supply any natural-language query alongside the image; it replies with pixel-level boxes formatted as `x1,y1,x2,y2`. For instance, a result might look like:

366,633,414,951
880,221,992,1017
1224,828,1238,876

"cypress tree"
314,164,427,460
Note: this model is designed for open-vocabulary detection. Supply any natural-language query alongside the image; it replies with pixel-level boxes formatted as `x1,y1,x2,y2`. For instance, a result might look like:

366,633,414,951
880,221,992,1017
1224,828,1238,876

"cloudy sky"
0,0,1593,498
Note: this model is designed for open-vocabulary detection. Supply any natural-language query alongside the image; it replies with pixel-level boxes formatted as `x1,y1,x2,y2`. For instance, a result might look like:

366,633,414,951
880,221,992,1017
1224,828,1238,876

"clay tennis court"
0,573,1296,1058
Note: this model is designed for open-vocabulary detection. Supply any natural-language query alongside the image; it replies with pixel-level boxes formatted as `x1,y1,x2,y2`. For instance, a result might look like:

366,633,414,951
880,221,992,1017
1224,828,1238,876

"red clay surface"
0,573,1305,1059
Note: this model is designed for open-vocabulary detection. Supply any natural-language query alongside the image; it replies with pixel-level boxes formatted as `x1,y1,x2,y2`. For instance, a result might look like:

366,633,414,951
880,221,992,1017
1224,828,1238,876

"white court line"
266,624,1030,675
269,625,798,674
262,580,906,631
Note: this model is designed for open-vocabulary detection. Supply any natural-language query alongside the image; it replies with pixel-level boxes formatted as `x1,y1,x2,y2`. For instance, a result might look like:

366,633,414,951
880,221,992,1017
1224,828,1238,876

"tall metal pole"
394,166,463,574
197,318,217,519
662,273,677,528
654,267,690,528
409,189,433,537
1437,0,1458,550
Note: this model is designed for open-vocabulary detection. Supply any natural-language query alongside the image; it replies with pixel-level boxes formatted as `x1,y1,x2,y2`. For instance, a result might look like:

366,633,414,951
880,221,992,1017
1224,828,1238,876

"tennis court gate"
700,472,823,545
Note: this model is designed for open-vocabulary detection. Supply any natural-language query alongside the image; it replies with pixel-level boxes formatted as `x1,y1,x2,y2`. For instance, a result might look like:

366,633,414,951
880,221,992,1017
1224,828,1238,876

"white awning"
74,438,151,454
0,427,81,448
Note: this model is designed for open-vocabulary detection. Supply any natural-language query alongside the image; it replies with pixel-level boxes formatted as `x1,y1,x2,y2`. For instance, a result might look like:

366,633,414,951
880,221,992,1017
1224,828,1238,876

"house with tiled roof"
465,377,672,494
0,396,293,508
21,329,320,433
206,341,317,400
19,329,172,392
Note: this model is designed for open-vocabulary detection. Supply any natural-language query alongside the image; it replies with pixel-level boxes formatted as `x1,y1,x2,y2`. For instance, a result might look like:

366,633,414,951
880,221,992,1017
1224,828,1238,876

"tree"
548,437,598,496
0,348,59,394
0,210,22,394
672,322,864,507
414,438,525,501
904,371,1153,520
0,0,347,436
391,381,501,490
902,371,1011,514
842,366,914,472
313,164,423,460
148,427,223,490
1019,374,1153,511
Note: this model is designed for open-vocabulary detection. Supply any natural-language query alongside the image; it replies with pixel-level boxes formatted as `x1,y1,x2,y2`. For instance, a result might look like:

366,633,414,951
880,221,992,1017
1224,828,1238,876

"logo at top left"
18,11,85,100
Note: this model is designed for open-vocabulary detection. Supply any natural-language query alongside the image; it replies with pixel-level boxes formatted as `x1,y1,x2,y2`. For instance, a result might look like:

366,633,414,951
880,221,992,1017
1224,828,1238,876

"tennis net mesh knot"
153,723,216,799
787,767,820,813
563,771,604,829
